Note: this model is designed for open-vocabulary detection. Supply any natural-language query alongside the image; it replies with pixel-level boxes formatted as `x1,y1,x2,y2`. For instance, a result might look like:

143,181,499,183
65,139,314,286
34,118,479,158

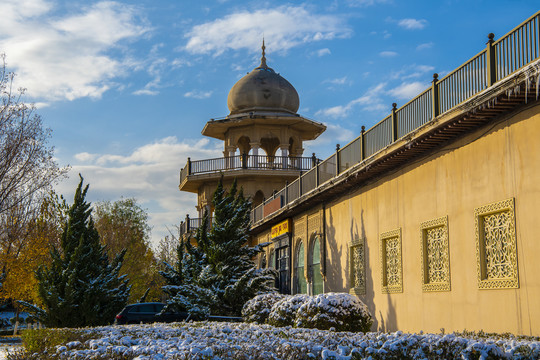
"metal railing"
249,11,540,224
180,215,213,235
180,154,317,184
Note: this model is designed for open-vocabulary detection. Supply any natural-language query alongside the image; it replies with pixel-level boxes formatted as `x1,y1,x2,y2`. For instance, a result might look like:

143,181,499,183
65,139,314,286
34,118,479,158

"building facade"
180,12,540,335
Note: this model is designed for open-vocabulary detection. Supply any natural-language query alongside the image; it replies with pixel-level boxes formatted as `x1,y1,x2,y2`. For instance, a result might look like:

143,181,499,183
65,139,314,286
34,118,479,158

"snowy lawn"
12,321,540,359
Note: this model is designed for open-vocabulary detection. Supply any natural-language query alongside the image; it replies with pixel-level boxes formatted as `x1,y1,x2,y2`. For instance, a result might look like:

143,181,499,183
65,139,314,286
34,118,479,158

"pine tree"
161,178,276,317
29,175,130,327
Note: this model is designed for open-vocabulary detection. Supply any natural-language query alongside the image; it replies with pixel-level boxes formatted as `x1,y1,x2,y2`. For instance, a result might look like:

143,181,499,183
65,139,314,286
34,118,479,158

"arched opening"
295,240,307,294
260,137,280,158
309,235,323,295
252,190,264,207
237,136,251,155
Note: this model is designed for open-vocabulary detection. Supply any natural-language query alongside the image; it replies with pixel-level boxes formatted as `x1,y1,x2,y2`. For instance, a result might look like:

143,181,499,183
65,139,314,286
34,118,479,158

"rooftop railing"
250,11,540,224
180,154,318,185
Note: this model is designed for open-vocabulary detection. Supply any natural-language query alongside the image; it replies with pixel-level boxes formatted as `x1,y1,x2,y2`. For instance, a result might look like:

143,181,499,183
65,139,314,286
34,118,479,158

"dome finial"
260,37,267,68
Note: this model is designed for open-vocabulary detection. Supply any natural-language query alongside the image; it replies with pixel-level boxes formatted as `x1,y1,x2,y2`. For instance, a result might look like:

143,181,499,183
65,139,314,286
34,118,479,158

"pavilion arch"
237,136,251,155
260,136,280,158
289,136,303,157
252,190,265,207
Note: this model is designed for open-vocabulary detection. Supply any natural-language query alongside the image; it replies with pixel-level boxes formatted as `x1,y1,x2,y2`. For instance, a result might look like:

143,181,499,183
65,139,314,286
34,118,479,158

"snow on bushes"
295,293,373,332
267,294,308,327
242,293,285,324
22,322,540,360
252,292,373,332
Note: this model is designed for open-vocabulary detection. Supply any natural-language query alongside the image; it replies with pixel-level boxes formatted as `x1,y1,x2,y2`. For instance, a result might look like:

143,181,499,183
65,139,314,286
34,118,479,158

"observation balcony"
179,154,319,193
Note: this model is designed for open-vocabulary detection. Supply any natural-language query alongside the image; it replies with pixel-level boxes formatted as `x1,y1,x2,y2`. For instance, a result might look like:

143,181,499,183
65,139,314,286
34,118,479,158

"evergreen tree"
29,176,130,327
161,178,276,317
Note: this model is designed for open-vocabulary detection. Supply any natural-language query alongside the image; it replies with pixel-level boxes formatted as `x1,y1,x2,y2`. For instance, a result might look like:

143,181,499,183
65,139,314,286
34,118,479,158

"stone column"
225,146,236,168
280,145,289,169
250,142,261,168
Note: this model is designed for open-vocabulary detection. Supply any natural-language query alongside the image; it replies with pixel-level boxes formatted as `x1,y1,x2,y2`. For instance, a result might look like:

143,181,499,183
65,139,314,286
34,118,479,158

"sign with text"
271,219,291,239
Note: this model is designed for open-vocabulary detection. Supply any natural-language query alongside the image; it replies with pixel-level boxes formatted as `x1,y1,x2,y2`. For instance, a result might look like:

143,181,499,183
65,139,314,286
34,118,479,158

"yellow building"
180,12,540,335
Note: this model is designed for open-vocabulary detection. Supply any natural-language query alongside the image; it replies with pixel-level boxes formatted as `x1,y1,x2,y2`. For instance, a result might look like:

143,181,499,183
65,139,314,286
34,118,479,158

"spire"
260,38,267,68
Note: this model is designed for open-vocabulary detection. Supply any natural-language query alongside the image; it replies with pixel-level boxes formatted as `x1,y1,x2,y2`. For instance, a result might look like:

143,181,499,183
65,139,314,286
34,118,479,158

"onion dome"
227,40,300,115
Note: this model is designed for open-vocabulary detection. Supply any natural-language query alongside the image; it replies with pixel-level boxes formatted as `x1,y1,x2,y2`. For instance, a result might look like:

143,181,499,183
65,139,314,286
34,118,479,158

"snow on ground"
31,322,540,359
0,344,21,360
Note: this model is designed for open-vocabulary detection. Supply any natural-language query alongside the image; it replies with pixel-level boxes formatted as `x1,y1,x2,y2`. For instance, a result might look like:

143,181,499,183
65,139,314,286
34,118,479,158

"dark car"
114,302,190,325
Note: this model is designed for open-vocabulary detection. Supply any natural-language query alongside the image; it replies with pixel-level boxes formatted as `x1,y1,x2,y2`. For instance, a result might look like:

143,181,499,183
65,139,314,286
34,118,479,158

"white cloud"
74,152,98,162
184,6,351,55
416,42,434,50
317,48,331,57
133,89,159,96
398,18,428,30
324,76,349,85
316,82,386,118
0,0,151,101
62,136,222,246
346,0,391,6
388,81,428,100
184,90,213,99
380,51,398,57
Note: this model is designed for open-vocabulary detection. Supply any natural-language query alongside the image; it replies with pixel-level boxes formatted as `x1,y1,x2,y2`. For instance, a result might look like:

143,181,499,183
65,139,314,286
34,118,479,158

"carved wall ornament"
420,216,451,292
349,236,366,295
380,228,403,294
475,198,519,289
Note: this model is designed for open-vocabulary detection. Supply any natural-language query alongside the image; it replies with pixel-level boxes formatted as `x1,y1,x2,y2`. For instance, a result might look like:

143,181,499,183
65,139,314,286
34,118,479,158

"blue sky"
1,0,537,247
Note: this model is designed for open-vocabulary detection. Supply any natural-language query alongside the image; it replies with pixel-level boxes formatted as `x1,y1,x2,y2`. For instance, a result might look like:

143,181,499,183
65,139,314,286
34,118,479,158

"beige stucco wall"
323,102,540,335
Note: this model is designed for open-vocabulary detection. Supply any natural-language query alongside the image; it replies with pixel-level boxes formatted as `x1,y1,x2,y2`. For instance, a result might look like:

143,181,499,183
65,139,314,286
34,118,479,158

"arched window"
253,190,264,208
295,241,307,294
309,235,323,295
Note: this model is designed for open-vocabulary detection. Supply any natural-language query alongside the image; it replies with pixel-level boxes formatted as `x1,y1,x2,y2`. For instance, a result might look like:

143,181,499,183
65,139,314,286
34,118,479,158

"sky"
0,0,537,248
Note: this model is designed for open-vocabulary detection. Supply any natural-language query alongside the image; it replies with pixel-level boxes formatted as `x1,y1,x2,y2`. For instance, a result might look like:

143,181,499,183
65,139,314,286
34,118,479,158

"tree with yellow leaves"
94,198,163,303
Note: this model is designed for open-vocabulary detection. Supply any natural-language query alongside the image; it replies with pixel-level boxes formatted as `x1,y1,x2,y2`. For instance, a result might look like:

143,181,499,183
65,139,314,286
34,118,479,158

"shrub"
295,293,372,332
242,293,285,324
267,294,308,327
21,328,92,354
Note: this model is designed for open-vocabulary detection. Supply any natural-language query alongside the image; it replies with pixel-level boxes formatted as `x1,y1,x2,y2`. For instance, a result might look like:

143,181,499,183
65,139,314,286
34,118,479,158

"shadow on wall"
324,208,347,293
352,210,378,331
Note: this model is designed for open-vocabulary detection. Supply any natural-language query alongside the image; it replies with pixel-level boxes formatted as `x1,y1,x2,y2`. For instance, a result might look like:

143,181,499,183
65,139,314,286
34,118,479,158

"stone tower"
179,41,326,232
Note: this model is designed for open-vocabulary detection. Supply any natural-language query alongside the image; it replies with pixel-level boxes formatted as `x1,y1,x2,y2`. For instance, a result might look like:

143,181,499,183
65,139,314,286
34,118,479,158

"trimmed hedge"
242,293,285,324
295,293,373,332
267,294,308,328
245,292,373,332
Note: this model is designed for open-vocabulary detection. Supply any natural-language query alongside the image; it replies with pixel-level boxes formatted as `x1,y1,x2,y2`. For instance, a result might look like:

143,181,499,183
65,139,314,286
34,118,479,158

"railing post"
285,180,289,204
185,214,190,232
360,126,365,161
187,157,191,175
316,160,320,187
335,144,341,175
299,172,303,196
242,152,247,169
486,33,497,86
431,73,439,119
391,103,398,141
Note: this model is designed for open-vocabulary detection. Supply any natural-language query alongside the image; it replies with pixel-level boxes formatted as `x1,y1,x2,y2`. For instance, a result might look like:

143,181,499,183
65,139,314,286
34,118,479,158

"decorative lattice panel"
380,228,403,293
307,212,321,238
421,216,451,292
294,218,306,240
475,198,518,289
349,237,366,295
